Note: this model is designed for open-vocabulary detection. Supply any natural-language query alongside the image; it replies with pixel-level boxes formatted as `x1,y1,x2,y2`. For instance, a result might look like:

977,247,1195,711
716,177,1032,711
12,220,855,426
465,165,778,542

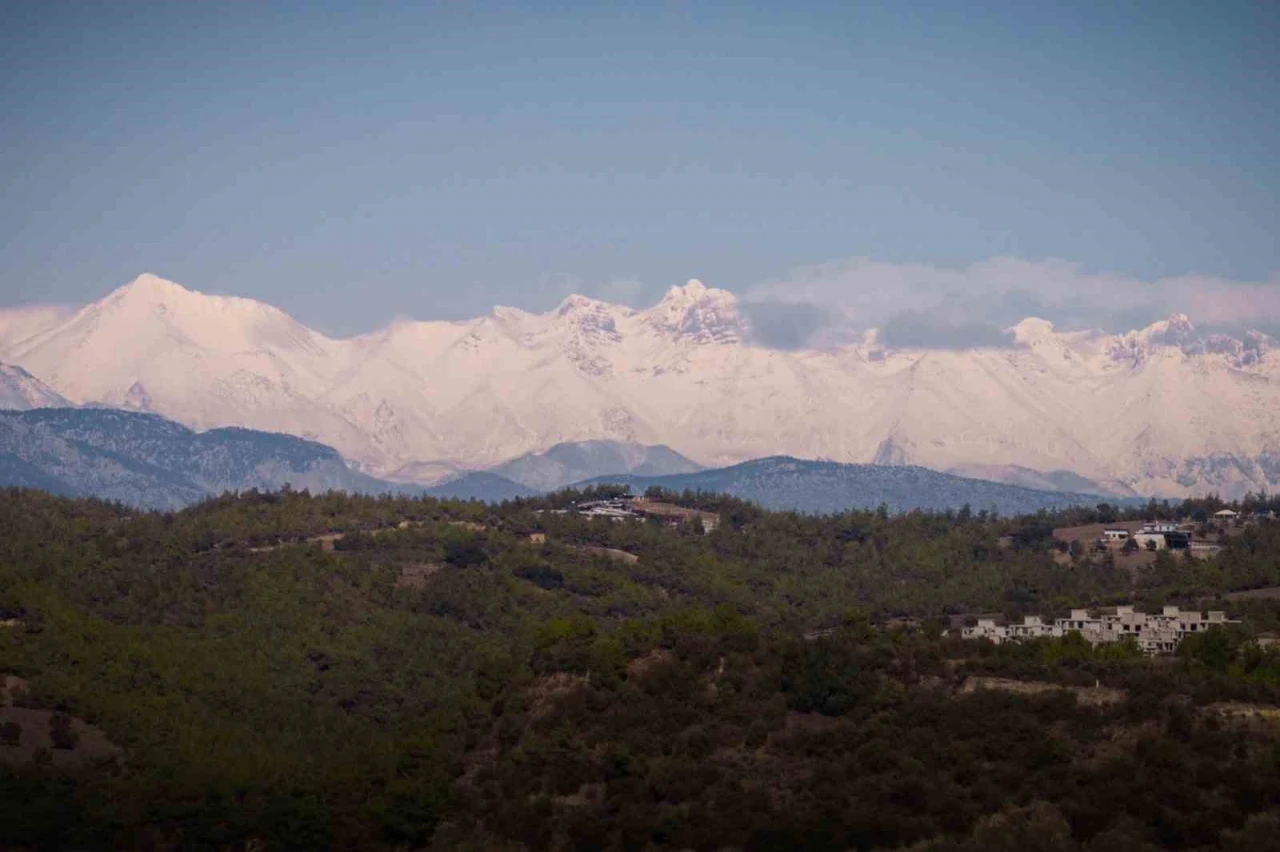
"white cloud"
746,257,1280,344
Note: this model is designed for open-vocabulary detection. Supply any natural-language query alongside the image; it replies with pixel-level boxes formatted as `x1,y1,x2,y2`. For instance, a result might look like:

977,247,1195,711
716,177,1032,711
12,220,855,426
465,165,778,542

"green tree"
1179,626,1235,671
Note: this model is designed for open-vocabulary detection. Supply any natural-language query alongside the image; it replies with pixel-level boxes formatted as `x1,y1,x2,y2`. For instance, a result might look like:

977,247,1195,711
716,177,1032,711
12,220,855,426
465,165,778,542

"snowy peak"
554,293,610,317
0,363,70,410
93,273,330,353
4,273,337,389
1104,313,1268,368
108,272,193,304
1009,317,1057,346
553,294,623,342
1152,312,1196,343
645,278,746,344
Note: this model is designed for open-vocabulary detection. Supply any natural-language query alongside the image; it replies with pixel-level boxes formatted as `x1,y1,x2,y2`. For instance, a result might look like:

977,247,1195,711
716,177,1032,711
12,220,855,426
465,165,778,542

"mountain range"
0,408,409,510
579,456,1126,515
1,273,1277,497
0,407,1120,514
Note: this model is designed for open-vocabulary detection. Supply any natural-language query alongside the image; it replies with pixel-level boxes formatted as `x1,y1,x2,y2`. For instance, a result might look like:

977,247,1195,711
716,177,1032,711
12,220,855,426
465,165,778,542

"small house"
1141,522,1180,534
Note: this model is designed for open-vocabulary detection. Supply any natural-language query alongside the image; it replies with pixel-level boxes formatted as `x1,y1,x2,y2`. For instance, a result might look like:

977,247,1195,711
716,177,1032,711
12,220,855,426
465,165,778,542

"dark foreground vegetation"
2,487,1280,850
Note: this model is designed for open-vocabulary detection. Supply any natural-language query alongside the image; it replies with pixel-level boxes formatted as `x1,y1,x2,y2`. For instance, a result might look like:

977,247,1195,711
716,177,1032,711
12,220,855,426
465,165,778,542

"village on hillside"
1093,508,1252,553
526,492,1278,657
1050,506,1272,568
959,507,1278,656
962,605,1242,655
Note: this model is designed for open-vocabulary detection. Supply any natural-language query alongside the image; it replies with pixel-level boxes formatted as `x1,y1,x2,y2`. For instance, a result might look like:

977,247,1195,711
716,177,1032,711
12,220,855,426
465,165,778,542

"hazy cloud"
747,257,1280,348
740,300,842,350
877,311,1015,350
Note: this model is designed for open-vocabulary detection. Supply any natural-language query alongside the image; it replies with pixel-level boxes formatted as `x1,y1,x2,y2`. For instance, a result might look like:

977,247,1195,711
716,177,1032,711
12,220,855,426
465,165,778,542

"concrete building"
1007,614,1062,641
962,618,1008,644
963,607,1240,656
1057,608,1104,634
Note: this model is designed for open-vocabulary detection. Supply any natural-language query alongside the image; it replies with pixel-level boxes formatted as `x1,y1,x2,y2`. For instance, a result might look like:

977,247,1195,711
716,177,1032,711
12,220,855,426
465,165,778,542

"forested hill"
579,455,1121,514
3,488,1280,850
0,408,414,509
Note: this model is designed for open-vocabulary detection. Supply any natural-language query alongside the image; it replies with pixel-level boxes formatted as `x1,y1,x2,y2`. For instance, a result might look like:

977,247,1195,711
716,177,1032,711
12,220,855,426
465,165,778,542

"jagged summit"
645,278,745,344
555,293,611,316
668,278,709,297
1143,312,1196,344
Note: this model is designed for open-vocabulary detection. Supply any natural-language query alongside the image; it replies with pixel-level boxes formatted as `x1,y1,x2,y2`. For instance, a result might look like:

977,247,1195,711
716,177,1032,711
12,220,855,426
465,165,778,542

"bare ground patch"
1225,586,1280,601
958,676,1125,706
1205,702,1280,729
0,675,120,766
529,673,588,720
625,649,672,679
579,545,639,565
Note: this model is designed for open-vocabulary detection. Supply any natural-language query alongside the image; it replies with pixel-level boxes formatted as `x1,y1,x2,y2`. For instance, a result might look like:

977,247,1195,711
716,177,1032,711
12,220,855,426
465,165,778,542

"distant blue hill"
0,408,417,510
575,455,1128,515
423,471,539,502
487,440,701,491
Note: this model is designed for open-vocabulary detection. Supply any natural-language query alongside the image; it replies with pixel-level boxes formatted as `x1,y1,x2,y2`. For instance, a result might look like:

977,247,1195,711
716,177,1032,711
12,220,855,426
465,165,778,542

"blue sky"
2,1,1277,337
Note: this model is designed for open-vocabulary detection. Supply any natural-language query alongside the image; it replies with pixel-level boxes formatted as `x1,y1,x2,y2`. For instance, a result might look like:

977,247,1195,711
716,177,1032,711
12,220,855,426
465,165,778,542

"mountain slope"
0,408,411,510
577,456,1120,515
0,363,71,409
945,463,1140,498
423,471,538,502
3,274,1279,497
487,440,702,491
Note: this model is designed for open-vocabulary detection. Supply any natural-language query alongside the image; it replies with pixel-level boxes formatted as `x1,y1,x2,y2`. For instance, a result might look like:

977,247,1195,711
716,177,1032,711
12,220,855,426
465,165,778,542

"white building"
962,618,1008,644
580,505,638,521
1101,529,1130,542
1056,608,1104,634
1141,522,1180,534
963,607,1239,656
1007,614,1062,641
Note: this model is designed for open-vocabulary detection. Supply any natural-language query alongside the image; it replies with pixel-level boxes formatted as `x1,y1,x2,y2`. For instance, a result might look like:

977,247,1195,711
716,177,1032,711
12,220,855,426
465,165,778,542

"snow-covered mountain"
2,273,1278,497
0,363,70,410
